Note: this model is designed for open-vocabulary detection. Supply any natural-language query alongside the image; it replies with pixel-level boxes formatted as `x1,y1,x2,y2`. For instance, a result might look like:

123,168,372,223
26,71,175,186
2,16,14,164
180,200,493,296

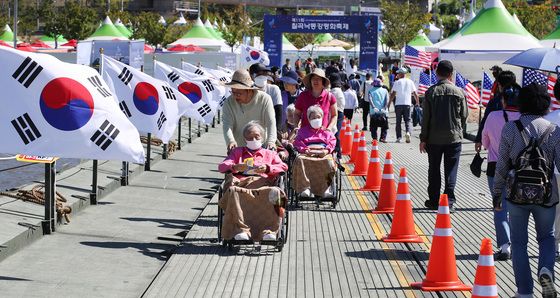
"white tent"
158,16,167,26
282,35,298,51
426,23,443,43
436,0,541,79
169,18,229,51
300,44,346,53
173,13,187,26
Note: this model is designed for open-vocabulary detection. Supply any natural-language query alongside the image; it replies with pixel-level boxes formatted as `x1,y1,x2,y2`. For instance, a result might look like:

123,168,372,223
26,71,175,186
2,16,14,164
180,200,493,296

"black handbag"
470,153,486,178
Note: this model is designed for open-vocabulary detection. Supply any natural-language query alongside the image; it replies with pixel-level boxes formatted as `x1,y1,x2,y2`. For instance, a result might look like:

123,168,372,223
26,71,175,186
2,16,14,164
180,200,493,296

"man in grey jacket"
419,60,468,212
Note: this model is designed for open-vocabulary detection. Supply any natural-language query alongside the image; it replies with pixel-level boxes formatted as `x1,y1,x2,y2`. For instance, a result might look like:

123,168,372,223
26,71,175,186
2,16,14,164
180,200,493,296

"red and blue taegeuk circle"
249,50,260,60
40,78,94,131
178,82,202,104
133,82,159,115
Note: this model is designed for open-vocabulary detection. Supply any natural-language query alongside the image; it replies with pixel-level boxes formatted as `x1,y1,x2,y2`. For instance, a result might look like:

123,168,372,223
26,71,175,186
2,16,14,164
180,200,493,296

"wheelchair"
286,149,344,209
217,172,289,252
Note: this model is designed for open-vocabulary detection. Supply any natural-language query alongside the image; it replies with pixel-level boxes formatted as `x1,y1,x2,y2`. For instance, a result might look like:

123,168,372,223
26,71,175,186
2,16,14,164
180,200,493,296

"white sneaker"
234,232,250,241
539,267,558,298
396,138,402,143
405,132,411,143
300,188,312,197
262,233,276,241
323,187,334,198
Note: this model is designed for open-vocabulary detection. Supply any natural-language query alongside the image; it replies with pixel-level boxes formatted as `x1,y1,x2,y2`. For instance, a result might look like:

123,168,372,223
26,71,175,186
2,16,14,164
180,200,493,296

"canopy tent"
114,18,133,38
169,18,228,51
0,24,15,43
513,13,522,26
300,44,346,52
86,16,128,40
282,35,298,51
30,40,52,49
319,38,352,48
39,35,68,48
434,0,541,79
173,13,188,26
158,15,167,26
425,23,442,43
408,30,433,50
541,23,560,48
204,19,222,40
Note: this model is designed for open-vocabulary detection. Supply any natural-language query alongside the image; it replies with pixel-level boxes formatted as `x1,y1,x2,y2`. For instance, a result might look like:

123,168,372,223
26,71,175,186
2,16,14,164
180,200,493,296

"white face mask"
246,139,262,150
310,118,323,129
253,75,269,88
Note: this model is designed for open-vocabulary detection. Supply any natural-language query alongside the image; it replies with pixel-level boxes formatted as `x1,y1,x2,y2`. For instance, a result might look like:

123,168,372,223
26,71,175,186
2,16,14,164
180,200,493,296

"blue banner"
263,15,379,72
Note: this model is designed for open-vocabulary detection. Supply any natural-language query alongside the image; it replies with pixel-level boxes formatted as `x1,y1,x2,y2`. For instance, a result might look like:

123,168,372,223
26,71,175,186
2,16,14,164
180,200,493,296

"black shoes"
494,250,511,261
539,270,558,298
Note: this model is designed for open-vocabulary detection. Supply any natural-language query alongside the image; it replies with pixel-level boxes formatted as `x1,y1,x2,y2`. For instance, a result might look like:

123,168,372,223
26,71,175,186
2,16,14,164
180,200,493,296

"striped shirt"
493,114,560,207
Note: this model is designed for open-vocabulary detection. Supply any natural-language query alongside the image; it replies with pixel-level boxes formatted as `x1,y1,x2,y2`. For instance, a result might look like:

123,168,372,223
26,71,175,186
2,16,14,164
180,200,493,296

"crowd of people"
217,57,560,297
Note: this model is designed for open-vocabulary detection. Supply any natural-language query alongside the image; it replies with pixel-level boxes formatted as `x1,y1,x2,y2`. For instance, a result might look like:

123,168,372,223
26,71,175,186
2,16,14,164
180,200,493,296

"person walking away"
279,70,302,126
419,60,467,212
294,68,337,132
369,78,389,142
282,58,292,76
325,60,339,78
222,69,277,153
475,65,504,153
481,71,521,261
349,74,362,108
294,58,302,72
362,73,374,131
305,57,316,74
330,73,346,158
391,68,419,143
250,63,283,131
544,81,560,261
343,83,358,121
493,83,559,298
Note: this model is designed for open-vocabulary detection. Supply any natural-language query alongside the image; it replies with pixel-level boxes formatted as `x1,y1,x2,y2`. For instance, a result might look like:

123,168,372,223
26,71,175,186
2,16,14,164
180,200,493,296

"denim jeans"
509,202,556,296
487,175,511,248
426,142,461,205
395,105,411,140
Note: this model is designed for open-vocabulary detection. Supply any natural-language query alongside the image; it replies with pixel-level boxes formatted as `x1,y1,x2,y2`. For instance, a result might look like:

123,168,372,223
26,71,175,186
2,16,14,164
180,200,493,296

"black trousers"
274,104,283,130
343,109,354,121
426,143,462,205
361,101,370,129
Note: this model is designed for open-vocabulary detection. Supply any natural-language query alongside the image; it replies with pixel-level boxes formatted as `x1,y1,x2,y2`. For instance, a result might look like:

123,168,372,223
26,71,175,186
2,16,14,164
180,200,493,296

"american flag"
481,72,494,106
522,68,559,110
404,45,431,69
455,72,480,110
418,72,432,95
430,72,438,85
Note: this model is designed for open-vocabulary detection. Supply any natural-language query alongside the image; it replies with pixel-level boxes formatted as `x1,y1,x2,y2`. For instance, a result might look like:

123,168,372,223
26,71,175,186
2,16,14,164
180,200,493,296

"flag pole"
177,58,183,151
479,67,484,126
90,48,105,205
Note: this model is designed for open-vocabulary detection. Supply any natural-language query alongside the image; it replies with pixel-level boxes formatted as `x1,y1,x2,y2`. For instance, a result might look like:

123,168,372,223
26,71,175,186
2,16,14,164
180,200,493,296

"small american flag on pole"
481,72,494,106
455,72,480,110
522,68,559,110
418,72,432,95
404,45,431,69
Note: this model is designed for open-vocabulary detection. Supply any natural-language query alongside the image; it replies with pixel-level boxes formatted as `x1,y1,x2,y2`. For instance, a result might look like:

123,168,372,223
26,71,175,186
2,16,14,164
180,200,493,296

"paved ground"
144,115,560,298
0,122,223,297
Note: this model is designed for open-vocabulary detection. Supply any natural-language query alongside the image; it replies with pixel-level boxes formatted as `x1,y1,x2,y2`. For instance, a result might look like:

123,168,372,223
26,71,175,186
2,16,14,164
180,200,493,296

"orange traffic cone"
347,125,360,164
411,194,471,291
350,132,368,176
383,168,423,243
372,152,396,214
472,238,498,298
341,120,351,155
360,140,382,191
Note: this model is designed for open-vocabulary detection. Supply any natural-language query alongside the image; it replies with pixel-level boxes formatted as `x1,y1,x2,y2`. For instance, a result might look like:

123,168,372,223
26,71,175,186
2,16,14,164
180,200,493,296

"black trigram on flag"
194,68,205,76
219,77,228,82
157,112,167,130
90,120,120,150
161,86,176,100
87,76,112,97
11,113,41,145
118,67,133,85
219,96,227,107
197,104,212,117
119,101,132,117
202,80,214,92
168,72,180,83
12,57,43,88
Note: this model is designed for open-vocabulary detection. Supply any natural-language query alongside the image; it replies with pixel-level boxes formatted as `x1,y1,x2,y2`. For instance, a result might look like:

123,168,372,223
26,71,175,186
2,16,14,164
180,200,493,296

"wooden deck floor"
143,124,560,298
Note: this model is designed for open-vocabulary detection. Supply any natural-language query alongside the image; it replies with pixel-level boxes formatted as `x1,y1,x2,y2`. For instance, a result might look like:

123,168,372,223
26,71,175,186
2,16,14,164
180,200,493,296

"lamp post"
13,0,17,48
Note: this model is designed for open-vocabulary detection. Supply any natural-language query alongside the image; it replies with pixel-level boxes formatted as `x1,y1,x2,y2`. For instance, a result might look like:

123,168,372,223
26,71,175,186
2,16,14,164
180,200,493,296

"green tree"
162,25,190,47
60,1,98,40
380,0,432,53
41,0,65,48
285,33,316,57
130,12,166,47
220,5,251,52
504,0,556,39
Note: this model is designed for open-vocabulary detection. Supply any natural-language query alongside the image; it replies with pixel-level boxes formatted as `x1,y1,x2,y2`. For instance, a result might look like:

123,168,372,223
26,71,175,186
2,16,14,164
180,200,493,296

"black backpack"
505,120,555,205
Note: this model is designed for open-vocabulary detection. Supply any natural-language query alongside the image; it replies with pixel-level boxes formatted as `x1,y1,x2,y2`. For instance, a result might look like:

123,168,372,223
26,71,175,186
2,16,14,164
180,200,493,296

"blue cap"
279,70,299,85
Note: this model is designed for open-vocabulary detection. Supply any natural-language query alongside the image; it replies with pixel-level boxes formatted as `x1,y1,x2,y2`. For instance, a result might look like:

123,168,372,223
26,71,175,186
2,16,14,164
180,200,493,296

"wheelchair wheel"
217,186,223,242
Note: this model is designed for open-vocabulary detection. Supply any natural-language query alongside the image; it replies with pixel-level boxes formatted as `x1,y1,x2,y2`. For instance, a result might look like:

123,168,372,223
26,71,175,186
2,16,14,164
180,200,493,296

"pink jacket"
218,147,288,179
482,110,520,162
293,126,337,154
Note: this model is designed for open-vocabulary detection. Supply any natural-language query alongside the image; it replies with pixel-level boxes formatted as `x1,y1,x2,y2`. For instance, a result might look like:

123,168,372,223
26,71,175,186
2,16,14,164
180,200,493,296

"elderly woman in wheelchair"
291,105,338,199
218,121,288,242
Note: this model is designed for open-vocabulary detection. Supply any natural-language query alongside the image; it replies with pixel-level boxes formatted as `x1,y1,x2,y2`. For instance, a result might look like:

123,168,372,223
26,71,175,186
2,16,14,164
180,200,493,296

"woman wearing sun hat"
294,68,337,132
222,69,277,153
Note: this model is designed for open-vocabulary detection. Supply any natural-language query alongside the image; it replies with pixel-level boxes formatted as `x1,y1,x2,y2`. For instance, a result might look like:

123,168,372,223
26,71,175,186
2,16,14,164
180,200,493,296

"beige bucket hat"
224,69,258,89
303,68,330,89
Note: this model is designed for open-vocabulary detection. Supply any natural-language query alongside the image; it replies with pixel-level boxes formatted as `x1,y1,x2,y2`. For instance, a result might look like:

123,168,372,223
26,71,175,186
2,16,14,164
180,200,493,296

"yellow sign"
16,155,59,164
